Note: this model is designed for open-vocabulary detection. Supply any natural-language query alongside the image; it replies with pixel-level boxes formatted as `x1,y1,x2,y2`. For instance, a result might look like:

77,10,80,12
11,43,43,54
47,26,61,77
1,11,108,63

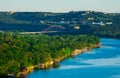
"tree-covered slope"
0,11,120,38
0,32,100,77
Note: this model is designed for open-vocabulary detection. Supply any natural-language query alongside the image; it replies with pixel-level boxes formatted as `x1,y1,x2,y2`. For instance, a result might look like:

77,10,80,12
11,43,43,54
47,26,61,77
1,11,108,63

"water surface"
27,38,120,78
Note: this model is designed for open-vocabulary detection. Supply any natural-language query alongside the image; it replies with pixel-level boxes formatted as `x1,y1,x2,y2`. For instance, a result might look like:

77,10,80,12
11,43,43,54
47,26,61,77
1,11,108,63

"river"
27,38,120,78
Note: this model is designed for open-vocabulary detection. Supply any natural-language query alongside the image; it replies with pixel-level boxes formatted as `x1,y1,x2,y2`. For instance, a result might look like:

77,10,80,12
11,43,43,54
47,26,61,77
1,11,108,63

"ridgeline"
0,11,120,38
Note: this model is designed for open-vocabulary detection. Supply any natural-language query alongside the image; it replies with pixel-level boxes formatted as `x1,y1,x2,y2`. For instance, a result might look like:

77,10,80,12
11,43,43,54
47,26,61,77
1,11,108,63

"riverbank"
17,43,100,78
27,38,120,78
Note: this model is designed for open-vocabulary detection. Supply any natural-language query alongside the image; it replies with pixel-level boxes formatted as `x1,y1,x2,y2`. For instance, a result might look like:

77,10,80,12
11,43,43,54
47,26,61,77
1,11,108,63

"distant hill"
0,11,120,38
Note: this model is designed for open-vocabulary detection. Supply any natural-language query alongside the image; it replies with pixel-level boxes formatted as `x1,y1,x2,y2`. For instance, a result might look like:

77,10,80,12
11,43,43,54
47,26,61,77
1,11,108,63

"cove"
27,38,120,78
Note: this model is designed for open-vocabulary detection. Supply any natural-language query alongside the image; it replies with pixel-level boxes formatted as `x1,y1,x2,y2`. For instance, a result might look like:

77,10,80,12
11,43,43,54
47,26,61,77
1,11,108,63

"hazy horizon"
0,0,120,13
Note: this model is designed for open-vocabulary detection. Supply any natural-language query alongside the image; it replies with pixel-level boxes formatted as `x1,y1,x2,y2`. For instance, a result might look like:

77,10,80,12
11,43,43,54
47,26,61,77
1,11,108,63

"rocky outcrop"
71,43,100,56
39,60,54,69
17,66,34,78
17,43,100,77
71,47,87,56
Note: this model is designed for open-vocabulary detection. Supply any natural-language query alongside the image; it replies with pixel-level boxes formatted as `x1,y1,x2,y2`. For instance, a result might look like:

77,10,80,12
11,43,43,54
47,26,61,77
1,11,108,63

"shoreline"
17,43,100,78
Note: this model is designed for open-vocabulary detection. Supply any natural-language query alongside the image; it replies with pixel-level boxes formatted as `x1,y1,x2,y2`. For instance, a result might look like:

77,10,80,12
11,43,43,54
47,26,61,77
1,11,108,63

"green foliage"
0,11,120,39
0,32,100,76
63,47,72,55
40,52,52,63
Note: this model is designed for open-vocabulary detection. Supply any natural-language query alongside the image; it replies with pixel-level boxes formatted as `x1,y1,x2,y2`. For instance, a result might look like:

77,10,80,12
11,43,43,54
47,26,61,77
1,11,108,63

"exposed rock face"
71,49,82,56
39,63,45,69
17,43,100,77
71,44,100,56
71,47,88,56
17,66,34,78
39,60,53,69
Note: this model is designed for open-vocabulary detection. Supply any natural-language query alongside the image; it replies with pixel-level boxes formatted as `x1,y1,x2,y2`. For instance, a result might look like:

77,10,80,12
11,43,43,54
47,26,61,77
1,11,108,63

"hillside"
0,11,120,38
0,32,100,77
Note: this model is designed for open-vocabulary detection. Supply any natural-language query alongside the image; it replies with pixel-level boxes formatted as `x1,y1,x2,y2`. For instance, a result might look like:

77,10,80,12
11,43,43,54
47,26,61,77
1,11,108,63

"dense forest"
0,32,100,77
0,11,119,77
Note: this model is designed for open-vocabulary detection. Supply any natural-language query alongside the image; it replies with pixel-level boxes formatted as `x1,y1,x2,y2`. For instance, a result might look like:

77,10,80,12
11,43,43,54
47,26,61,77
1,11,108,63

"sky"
0,0,120,13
